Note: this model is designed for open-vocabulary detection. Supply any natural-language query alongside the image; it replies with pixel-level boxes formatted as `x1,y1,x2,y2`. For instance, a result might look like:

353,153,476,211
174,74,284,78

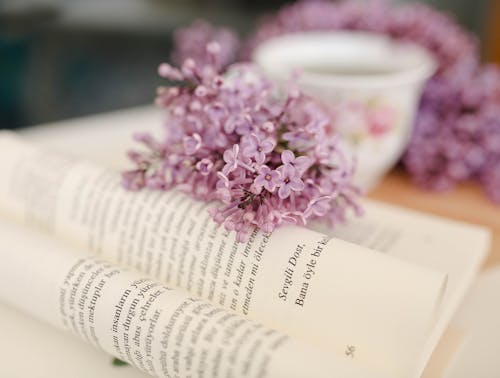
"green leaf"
112,358,128,367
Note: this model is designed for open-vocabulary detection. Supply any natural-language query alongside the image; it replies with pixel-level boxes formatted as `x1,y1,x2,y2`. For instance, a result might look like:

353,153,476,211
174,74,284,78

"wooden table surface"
369,169,500,268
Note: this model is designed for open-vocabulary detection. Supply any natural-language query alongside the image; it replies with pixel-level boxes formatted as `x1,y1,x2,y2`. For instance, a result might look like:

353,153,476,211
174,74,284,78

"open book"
0,116,490,378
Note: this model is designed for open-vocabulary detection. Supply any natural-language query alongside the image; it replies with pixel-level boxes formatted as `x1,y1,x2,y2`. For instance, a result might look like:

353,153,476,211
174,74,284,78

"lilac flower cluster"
171,20,240,71
405,65,500,197
123,44,360,242
243,0,500,201
458,65,500,202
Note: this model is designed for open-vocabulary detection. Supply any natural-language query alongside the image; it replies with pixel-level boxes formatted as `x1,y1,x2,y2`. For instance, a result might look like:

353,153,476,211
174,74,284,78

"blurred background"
1,0,498,129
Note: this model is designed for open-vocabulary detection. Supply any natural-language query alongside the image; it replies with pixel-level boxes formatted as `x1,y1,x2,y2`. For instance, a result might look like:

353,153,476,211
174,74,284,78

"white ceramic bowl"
253,31,436,190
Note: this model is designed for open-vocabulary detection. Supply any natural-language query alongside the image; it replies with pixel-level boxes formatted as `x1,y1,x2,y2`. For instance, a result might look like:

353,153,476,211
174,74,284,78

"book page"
0,218,383,378
310,200,490,375
0,302,150,378
0,132,446,377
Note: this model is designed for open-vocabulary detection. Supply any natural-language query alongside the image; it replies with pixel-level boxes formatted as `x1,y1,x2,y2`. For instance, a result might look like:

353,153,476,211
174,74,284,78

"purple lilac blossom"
123,43,361,242
171,20,240,71
254,166,281,193
277,164,305,199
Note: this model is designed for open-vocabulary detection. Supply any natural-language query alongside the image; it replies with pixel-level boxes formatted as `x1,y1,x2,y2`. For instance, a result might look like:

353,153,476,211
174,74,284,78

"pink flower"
158,63,182,81
305,196,332,218
196,158,213,176
222,144,239,175
183,134,202,155
195,85,208,97
214,173,231,203
281,150,312,174
261,121,275,133
242,134,275,164
367,106,395,137
122,170,145,191
277,165,305,199
206,41,221,56
224,113,251,134
254,166,281,192
171,20,240,70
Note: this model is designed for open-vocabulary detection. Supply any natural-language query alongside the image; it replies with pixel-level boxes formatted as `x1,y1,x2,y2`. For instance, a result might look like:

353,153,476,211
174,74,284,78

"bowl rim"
253,31,437,89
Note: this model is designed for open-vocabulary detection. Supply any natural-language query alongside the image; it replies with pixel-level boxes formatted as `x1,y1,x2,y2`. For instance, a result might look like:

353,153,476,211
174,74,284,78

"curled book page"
0,218,382,378
310,201,490,377
0,132,446,377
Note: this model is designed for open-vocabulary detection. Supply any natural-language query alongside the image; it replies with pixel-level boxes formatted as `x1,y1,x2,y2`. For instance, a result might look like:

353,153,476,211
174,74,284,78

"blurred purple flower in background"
171,20,240,71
